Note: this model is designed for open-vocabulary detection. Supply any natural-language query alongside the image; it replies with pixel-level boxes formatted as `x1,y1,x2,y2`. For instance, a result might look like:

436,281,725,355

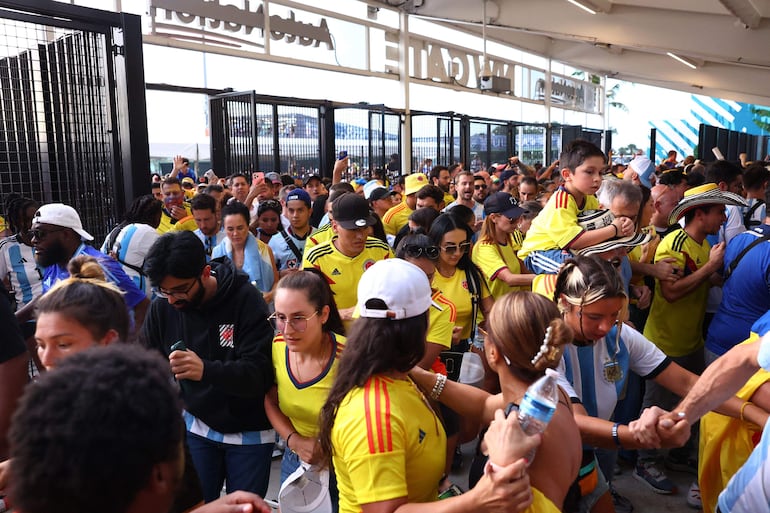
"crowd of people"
1,141,770,513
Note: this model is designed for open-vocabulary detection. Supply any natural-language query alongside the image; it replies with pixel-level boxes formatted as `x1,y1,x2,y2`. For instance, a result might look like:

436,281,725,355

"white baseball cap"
278,463,332,513
33,203,93,241
357,259,434,320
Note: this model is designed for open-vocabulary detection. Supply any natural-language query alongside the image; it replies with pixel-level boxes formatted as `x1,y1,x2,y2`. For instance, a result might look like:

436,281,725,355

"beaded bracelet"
430,373,447,400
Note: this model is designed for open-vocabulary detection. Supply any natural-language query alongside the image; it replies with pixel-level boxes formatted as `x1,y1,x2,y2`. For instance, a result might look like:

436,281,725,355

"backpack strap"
724,231,770,281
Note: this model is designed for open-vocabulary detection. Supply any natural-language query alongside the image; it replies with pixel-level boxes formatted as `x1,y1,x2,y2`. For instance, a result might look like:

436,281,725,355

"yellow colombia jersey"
472,236,527,299
531,273,558,301
271,332,346,437
432,268,489,340
428,290,456,349
157,205,196,234
304,223,334,255
382,202,413,236
332,376,446,513
518,187,599,258
442,192,455,208
699,334,770,513
302,236,392,329
643,228,711,357
511,229,525,252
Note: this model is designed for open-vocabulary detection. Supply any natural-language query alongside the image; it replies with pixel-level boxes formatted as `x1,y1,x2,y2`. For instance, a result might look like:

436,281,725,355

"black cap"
303,174,322,186
333,193,377,229
484,192,526,219
500,169,518,182
369,187,394,201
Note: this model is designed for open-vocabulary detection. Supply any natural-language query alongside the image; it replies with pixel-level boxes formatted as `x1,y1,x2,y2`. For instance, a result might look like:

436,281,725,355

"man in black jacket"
142,231,275,503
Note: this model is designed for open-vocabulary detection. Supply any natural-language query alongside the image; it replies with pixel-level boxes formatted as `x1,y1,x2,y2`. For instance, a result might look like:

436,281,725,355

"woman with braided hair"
0,194,42,310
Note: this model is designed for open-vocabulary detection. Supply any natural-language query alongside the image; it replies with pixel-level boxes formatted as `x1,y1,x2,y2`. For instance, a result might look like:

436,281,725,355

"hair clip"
531,326,554,366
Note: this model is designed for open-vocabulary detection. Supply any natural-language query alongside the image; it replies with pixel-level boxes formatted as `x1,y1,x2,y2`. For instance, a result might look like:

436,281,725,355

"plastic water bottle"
517,368,559,464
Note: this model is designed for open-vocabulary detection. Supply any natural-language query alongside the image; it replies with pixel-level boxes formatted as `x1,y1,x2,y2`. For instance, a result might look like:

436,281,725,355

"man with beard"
472,174,489,205
445,171,484,232
142,231,275,503
429,165,454,206
31,203,149,332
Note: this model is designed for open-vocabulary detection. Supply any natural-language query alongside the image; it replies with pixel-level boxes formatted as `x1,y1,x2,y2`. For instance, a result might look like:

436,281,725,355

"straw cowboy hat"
574,209,652,256
668,183,747,225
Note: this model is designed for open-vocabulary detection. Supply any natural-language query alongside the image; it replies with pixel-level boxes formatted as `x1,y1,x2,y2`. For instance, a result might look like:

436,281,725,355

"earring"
531,326,554,366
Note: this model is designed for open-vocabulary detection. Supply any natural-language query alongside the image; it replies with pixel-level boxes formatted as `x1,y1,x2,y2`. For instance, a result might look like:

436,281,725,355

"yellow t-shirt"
332,376,446,513
432,268,489,340
442,192,455,208
524,489,560,513
643,228,711,356
699,334,770,513
382,202,414,236
518,187,599,258
272,332,346,438
472,236,527,299
428,290,456,349
304,223,334,255
302,236,393,330
157,205,196,234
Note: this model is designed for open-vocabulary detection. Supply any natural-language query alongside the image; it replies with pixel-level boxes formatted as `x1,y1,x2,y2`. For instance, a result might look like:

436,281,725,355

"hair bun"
67,255,106,281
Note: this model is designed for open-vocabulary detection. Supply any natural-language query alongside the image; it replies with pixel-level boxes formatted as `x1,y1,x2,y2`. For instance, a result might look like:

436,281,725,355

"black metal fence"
0,0,149,243
697,123,770,162
210,90,610,180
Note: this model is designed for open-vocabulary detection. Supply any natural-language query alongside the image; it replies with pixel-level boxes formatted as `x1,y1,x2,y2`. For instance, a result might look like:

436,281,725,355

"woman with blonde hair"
472,192,534,298
411,291,580,511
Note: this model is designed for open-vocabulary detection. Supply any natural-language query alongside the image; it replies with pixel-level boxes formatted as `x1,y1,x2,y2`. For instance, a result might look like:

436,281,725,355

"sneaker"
665,453,698,475
686,482,702,509
610,485,634,513
633,460,678,494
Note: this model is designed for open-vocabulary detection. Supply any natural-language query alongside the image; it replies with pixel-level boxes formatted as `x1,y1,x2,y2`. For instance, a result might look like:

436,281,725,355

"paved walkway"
262,443,702,512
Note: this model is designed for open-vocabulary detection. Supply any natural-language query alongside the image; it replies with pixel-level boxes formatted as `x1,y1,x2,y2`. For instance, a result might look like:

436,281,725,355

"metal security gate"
410,113,462,172
0,1,149,243
210,91,325,180
210,92,403,181
334,106,401,179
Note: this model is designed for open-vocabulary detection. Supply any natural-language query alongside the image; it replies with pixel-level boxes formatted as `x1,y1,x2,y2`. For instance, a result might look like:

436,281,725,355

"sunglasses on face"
441,241,471,255
403,244,439,260
474,184,487,190
30,227,66,241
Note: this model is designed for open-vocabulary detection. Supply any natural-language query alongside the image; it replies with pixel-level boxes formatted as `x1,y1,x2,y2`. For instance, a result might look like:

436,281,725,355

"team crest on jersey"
363,259,375,271
462,280,468,290
219,324,234,348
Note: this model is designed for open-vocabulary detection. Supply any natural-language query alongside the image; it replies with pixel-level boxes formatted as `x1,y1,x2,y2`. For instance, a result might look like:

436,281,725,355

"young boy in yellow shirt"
518,139,635,274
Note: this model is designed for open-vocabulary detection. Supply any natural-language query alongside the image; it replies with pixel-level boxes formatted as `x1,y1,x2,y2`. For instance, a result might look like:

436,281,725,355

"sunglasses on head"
441,241,471,255
403,244,439,260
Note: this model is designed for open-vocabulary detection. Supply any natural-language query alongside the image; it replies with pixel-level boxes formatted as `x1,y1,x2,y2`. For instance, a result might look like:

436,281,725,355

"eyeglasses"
154,278,199,299
269,311,319,332
403,244,439,260
30,227,67,241
474,184,487,190
440,241,471,255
